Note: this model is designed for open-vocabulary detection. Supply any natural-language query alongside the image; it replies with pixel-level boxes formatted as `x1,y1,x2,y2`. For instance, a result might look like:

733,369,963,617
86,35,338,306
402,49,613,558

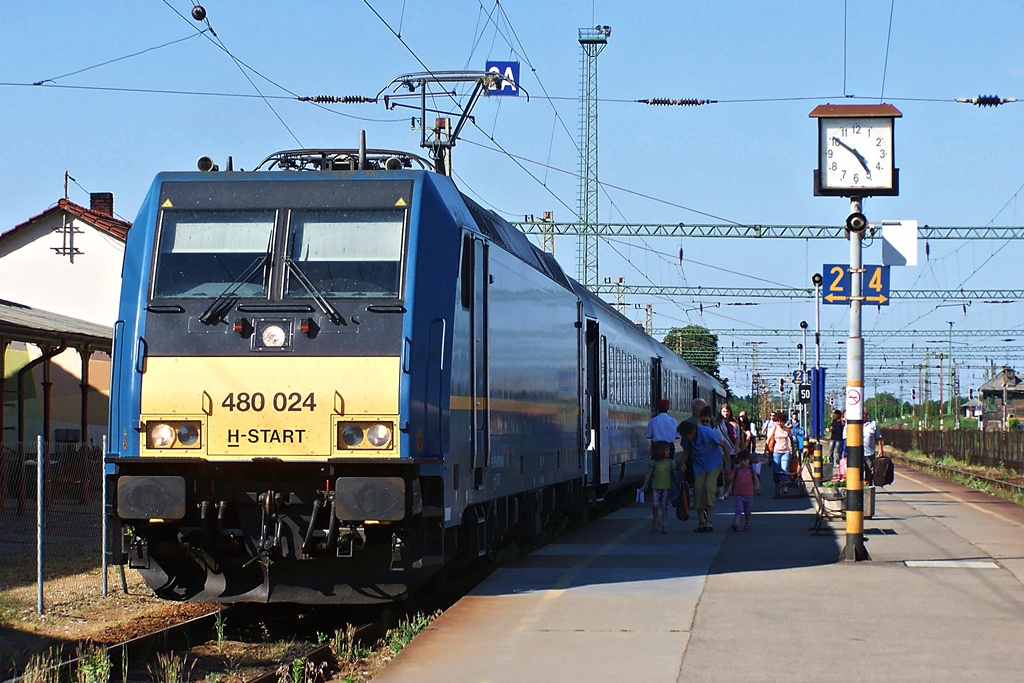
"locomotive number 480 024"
221,392,317,412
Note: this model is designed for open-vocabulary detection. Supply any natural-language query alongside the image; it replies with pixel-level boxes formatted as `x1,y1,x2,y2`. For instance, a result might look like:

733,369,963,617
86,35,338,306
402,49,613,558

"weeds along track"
892,451,1024,502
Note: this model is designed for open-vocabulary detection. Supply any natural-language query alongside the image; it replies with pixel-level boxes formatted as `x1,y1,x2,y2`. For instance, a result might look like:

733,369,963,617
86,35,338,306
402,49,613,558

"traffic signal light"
779,378,785,393
911,388,916,401
969,387,974,400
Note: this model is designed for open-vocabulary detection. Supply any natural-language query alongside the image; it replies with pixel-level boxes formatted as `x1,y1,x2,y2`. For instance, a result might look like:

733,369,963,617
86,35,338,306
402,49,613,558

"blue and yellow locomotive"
106,147,725,603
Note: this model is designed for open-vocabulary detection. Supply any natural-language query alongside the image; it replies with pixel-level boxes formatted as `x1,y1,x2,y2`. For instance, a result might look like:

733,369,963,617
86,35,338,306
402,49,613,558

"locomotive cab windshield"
150,180,412,307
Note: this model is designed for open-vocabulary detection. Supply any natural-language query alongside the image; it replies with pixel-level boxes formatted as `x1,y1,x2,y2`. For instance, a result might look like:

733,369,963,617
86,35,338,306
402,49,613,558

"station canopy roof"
0,298,112,351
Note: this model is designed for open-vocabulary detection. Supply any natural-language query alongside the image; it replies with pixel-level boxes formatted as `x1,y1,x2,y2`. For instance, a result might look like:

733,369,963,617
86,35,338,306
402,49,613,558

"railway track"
892,452,1024,500
30,560,484,683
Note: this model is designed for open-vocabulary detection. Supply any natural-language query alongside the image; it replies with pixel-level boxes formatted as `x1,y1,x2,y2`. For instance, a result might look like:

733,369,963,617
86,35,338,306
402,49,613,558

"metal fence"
883,428,1024,472
0,437,104,613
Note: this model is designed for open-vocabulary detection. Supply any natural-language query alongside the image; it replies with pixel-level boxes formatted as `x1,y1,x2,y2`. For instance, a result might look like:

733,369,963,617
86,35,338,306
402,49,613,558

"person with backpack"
729,450,760,532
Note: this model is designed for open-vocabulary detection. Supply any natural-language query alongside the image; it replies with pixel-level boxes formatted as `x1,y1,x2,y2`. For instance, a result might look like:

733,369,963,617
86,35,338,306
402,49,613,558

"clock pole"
810,102,900,561
842,197,870,561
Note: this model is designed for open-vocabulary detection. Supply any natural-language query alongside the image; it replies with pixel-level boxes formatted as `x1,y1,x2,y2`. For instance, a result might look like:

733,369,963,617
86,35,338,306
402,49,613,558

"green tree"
865,392,903,423
664,325,720,378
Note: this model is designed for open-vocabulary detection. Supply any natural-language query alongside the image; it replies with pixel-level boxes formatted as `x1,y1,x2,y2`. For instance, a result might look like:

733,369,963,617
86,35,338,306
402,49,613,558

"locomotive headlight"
150,423,176,448
145,420,202,449
261,324,287,348
337,421,395,450
342,424,364,447
367,423,391,447
177,423,200,446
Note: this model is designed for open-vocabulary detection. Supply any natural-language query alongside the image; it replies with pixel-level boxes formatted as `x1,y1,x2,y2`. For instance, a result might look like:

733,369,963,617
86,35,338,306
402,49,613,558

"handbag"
765,426,776,453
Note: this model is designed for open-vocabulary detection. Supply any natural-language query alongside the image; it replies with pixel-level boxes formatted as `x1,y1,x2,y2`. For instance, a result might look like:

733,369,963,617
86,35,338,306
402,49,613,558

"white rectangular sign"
880,220,918,266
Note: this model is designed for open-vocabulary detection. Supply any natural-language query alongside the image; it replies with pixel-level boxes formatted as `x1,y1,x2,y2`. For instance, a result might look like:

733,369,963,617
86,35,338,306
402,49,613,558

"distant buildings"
977,366,1024,431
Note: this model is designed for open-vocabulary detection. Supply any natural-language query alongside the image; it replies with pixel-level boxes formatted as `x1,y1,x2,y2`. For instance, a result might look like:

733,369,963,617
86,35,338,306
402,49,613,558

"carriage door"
467,237,490,481
583,318,599,483
651,357,663,411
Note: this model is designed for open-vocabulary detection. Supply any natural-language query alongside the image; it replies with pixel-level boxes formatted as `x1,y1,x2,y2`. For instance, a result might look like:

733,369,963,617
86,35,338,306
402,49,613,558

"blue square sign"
485,61,520,96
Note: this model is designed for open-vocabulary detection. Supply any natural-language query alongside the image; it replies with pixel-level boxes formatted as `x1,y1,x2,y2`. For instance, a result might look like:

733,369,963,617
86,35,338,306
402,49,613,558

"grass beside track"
889,448,1024,506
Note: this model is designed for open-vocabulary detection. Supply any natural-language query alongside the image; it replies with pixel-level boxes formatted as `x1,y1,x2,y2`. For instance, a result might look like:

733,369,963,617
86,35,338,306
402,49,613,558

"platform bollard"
811,441,822,485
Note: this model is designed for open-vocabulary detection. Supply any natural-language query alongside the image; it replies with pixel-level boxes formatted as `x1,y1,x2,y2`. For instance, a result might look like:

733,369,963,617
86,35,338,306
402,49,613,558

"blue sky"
2,1,1023,403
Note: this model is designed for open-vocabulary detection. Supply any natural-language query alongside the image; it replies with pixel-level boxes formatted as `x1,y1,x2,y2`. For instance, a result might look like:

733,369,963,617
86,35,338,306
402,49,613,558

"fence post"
36,434,44,616
102,434,108,597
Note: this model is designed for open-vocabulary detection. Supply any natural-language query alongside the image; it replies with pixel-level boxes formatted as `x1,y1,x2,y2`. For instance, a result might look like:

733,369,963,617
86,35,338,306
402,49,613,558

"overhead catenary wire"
31,31,208,85
161,0,303,147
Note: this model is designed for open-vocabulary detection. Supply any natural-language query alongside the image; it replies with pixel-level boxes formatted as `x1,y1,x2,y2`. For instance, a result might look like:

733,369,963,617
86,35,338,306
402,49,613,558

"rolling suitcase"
873,455,894,486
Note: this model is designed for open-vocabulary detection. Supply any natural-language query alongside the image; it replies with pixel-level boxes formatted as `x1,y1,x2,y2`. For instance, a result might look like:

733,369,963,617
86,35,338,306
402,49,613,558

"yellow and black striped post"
811,440,822,485
841,198,870,562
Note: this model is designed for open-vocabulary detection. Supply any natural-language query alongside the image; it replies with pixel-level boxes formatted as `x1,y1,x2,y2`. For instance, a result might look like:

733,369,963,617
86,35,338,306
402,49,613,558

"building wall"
2,342,111,445
980,393,1024,430
0,212,124,326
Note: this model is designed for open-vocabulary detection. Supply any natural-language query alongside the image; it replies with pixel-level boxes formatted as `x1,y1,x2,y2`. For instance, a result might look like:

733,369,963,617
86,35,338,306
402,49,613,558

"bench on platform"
806,462,845,534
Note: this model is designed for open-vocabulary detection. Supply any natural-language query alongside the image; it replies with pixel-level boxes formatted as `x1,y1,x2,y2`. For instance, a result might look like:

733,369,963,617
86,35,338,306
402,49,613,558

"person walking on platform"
765,412,794,495
736,411,756,453
679,397,707,490
715,403,740,500
640,442,674,533
678,418,730,533
644,399,678,460
862,410,883,483
729,450,760,532
827,409,844,466
737,411,761,488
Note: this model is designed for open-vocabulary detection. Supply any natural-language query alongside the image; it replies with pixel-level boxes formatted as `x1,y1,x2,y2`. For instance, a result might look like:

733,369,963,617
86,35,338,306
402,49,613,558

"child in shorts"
640,442,674,533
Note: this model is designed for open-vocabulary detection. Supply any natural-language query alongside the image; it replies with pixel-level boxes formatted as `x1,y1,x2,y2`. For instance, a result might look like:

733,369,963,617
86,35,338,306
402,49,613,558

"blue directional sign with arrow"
822,263,891,306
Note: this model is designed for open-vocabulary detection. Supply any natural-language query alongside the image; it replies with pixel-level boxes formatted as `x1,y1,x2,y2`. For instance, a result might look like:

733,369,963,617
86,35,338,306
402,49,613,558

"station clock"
810,103,902,197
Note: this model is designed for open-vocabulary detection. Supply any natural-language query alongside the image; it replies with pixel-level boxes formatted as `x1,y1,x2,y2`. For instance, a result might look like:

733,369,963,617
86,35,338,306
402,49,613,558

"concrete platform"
377,463,1024,682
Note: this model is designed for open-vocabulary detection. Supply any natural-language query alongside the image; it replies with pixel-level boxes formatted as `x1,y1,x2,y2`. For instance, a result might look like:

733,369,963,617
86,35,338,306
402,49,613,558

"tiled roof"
978,367,1024,392
1,198,131,242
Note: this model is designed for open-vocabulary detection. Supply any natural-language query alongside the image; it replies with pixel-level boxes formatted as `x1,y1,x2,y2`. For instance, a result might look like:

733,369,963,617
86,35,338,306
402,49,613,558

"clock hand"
831,136,871,174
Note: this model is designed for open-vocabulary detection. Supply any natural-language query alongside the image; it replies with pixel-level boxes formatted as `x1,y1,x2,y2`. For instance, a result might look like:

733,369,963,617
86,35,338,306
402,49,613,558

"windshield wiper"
284,258,344,325
198,254,269,325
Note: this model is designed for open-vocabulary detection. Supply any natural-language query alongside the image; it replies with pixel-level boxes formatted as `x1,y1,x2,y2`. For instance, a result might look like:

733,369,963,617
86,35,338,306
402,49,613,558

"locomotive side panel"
479,246,582,502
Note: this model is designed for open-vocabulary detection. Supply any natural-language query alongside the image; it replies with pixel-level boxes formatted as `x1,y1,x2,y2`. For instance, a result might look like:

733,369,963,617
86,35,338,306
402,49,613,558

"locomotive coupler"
301,495,325,557
336,524,366,558
257,490,284,552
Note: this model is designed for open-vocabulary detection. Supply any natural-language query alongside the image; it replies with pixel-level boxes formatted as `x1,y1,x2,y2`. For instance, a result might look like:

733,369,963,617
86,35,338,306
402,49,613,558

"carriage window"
600,336,608,399
285,209,404,299
153,210,275,299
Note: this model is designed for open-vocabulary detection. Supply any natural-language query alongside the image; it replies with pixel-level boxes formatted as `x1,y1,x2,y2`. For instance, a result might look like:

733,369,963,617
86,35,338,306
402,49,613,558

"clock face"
819,117,894,192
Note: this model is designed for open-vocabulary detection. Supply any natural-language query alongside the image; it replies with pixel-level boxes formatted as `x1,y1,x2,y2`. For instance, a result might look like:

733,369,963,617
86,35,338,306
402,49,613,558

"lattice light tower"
577,25,610,288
